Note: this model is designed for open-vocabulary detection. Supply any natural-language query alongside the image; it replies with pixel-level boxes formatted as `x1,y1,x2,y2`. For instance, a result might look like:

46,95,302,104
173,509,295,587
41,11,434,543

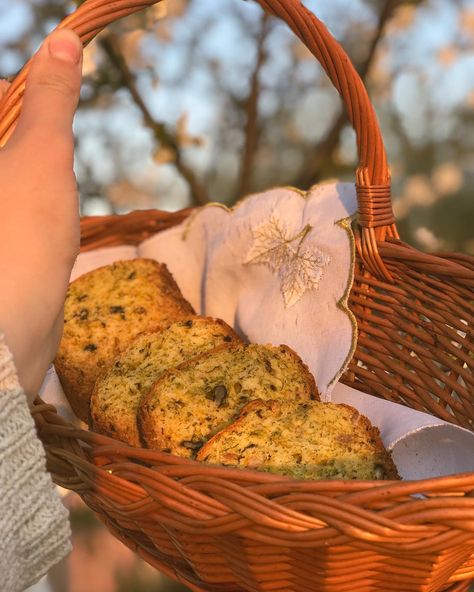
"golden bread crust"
90,316,242,445
197,399,399,480
138,342,319,458
55,259,195,421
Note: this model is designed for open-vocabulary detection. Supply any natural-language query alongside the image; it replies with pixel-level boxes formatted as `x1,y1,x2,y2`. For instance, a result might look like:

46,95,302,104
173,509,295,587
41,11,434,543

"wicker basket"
1,1,473,591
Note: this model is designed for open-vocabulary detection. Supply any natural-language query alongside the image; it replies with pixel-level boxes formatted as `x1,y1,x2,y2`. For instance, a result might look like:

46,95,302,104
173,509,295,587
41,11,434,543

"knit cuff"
0,333,72,592
0,332,21,392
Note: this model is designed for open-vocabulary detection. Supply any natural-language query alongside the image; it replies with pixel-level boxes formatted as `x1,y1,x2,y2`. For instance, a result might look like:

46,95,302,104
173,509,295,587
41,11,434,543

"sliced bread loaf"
139,343,319,458
197,399,399,480
91,317,242,446
55,259,195,422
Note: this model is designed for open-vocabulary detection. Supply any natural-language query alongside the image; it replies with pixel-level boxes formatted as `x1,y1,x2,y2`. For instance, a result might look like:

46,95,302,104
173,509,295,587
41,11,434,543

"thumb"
14,29,83,145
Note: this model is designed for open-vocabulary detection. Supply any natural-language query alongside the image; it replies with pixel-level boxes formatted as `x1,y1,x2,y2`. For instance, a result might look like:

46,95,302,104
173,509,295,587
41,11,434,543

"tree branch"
289,0,398,191
99,33,210,206
234,12,271,201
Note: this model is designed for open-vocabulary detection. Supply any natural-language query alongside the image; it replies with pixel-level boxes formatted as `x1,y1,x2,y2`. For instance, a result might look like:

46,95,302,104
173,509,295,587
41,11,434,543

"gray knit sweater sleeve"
0,333,71,592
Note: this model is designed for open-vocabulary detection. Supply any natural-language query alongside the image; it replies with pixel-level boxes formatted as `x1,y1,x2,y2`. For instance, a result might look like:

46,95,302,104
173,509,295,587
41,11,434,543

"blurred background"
1,0,473,252
1,0,472,590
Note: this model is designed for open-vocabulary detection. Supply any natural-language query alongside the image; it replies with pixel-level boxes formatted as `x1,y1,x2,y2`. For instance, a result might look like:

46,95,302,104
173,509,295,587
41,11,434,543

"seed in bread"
91,317,242,446
197,399,399,480
55,259,195,422
139,343,319,458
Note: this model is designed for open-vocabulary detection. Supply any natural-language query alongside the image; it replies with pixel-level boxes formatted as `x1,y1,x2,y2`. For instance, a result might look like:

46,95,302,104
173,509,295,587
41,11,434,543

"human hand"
0,29,83,404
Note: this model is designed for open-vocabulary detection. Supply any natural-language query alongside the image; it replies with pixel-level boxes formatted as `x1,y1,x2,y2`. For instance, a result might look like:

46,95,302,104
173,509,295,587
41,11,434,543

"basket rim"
34,400,474,494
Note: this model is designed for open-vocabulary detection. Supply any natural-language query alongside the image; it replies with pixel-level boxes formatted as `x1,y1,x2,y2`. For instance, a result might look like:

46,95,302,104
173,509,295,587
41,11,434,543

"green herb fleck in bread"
197,399,399,480
91,317,242,445
139,343,319,458
55,258,195,422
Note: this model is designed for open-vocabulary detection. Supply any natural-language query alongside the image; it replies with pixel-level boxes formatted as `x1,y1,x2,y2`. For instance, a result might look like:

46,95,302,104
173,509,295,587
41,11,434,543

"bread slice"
197,399,399,480
91,317,242,446
55,259,195,422
139,343,319,457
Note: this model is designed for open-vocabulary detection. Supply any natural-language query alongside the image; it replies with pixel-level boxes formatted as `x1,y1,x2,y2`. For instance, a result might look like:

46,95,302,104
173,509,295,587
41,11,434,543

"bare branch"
289,0,399,190
99,33,210,206
234,12,272,201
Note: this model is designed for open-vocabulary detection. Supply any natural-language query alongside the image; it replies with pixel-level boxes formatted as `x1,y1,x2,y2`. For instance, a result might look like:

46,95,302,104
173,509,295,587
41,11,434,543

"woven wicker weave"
0,1,473,591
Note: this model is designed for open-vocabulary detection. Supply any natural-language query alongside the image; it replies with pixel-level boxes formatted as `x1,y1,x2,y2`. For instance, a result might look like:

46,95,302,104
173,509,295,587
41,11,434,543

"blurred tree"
1,0,471,252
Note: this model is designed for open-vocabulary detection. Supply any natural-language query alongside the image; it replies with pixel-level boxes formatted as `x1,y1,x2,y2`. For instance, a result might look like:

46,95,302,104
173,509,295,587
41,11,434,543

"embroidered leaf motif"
244,216,292,271
244,217,330,308
281,246,328,307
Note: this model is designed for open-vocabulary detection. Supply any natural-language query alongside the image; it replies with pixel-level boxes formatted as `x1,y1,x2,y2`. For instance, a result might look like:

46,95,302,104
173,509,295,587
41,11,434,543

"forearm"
0,333,71,592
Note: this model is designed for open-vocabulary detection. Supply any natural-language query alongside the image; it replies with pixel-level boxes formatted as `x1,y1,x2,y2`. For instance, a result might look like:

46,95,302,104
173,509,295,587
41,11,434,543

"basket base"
102,510,473,592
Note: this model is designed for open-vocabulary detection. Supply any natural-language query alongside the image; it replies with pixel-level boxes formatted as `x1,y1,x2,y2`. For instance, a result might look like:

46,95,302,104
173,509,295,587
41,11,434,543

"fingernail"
48,30,82,64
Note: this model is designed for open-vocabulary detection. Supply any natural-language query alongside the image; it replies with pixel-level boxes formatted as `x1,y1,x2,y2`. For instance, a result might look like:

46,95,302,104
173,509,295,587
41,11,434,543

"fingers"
13,29,83,152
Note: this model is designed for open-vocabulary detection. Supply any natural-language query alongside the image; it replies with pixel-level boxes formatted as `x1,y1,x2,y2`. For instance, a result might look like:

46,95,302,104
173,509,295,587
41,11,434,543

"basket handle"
0,0,398,281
